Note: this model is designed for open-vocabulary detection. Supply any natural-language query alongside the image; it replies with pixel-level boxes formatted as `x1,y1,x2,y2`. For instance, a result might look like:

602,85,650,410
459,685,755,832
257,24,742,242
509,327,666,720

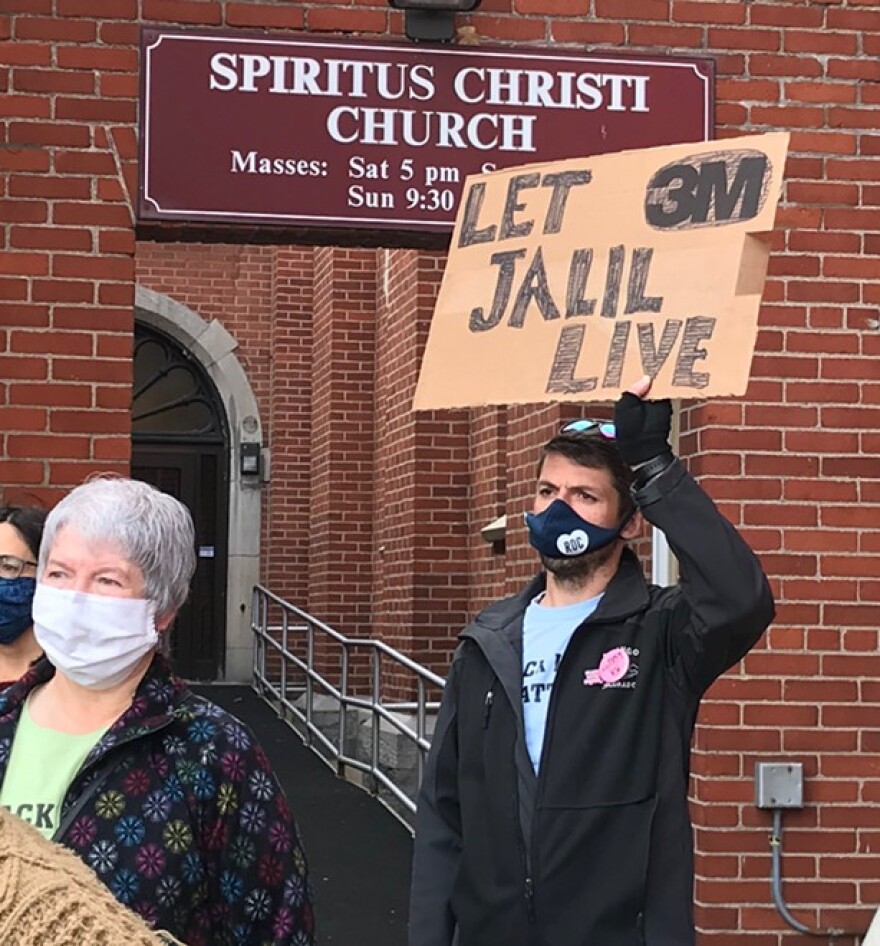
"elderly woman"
0,477,315,946
0,504,47,688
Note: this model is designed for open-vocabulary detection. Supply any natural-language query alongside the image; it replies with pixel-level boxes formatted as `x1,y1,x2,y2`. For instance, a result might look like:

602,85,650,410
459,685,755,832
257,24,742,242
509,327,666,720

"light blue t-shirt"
522,592,603,772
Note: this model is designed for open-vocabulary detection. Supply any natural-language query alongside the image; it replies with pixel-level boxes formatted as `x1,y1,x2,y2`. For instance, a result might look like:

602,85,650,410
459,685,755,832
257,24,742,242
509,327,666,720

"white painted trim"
651,529,675,587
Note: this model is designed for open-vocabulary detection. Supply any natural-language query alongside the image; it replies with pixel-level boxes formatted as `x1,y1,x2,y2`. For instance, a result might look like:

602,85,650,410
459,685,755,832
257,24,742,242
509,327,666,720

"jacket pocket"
532,794,657,945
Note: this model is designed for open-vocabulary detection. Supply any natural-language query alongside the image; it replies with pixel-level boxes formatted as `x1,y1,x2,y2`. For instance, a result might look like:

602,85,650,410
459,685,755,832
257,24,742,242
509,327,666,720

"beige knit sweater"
0,807,183,945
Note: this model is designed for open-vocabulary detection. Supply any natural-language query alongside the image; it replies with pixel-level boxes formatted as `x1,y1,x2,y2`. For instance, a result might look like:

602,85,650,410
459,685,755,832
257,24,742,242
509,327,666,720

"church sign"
138,28,714,236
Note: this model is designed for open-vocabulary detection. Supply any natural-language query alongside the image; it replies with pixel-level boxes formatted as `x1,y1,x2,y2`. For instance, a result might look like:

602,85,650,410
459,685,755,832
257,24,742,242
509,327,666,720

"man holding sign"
409,376,774,946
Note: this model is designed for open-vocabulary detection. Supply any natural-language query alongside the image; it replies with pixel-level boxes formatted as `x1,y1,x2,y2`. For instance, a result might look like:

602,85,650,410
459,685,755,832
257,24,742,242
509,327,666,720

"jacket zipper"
483,688,494,728
483,681,536,926
523,616,610,932
524,876,536,923
53,750,120,840
466,598,644,940
54,716,177,842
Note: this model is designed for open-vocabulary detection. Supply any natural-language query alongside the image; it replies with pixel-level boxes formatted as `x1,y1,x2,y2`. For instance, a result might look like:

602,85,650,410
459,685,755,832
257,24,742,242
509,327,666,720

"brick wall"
468,405,508,608
307,246,377,695
0,0,138,506
373,249,472,686
269,248,315,605
663,3,878,938
2,0,880,942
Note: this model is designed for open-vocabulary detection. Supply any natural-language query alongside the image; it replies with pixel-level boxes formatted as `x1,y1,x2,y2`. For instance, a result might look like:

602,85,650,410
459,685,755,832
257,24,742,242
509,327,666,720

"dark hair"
537,434,635,520
0,505,47,561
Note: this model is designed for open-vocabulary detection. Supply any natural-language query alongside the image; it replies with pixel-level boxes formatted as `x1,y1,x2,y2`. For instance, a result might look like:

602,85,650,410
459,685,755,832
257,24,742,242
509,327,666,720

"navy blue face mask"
525,499,627,559
0,577,36,644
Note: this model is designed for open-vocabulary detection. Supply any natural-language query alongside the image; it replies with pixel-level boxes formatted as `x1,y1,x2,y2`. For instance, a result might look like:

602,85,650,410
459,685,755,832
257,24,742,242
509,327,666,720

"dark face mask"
525,499,626,559
0,577,36,644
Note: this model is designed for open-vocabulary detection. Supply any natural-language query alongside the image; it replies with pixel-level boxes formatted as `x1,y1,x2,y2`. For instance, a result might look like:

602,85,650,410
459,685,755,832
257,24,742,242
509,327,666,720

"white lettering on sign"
208,53,651,158
453,68,649,112
209,53,437,100
349,156,390,180
327,107,535,152
230,150,329,177
348,185,395,209
208,54,649,115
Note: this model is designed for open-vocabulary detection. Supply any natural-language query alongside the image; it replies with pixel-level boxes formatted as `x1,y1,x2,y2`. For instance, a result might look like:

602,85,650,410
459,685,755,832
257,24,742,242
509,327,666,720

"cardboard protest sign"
412,131,789,410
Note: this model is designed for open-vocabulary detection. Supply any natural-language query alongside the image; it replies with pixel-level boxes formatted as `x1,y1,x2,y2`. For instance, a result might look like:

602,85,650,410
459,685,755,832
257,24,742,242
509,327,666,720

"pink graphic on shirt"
583,647,630,686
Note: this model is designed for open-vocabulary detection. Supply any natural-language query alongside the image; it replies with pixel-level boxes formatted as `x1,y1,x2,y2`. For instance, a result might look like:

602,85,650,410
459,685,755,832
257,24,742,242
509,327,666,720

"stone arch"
135,285,262,680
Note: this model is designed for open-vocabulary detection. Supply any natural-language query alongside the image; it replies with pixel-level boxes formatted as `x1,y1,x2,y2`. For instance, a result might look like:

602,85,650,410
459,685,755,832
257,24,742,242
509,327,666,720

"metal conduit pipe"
770,808,865,940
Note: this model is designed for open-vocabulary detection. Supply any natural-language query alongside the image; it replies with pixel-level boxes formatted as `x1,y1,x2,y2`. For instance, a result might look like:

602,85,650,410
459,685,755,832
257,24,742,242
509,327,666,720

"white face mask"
32,584,159,690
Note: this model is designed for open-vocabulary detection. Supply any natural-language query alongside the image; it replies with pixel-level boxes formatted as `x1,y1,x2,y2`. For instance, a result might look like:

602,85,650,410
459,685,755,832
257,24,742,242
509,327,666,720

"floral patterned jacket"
0,655,315,946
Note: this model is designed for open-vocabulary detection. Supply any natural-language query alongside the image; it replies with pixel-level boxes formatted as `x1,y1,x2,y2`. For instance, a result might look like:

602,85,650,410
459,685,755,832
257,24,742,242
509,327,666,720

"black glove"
613,392,673,468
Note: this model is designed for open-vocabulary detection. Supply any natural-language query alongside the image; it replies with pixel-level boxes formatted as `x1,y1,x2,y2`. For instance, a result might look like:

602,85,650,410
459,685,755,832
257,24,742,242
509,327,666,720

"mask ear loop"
616,504,638,536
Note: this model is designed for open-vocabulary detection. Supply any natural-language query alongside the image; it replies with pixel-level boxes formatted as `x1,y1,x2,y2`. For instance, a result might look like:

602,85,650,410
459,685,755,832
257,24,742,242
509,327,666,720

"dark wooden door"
132,446,228,680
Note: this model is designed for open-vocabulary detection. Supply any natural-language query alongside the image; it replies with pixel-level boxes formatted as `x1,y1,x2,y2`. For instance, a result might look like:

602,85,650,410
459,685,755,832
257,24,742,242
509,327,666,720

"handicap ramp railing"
251,585,445,831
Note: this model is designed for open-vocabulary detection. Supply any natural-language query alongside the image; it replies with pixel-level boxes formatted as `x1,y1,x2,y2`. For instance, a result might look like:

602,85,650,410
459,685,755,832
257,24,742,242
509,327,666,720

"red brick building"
2,0,880,941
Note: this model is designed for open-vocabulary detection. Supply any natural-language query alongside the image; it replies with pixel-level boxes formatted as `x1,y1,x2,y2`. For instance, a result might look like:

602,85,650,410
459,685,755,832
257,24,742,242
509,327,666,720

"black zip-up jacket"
409,459,775,946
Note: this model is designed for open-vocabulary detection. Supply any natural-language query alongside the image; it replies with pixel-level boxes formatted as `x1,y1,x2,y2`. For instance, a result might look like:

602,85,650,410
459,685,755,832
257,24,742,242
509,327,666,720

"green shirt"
0,697,108,839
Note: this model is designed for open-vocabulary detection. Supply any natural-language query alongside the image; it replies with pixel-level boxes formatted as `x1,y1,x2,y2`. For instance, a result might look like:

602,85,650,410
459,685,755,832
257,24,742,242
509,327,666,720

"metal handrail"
250,585,445,832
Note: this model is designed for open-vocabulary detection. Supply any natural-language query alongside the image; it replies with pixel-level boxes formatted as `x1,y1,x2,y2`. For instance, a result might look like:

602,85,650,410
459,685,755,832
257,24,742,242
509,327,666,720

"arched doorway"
131,321,229,680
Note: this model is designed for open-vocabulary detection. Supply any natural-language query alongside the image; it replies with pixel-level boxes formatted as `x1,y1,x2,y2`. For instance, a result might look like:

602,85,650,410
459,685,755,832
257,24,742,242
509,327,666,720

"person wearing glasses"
409,375,775,946
0,476,315,946
0,505,47,689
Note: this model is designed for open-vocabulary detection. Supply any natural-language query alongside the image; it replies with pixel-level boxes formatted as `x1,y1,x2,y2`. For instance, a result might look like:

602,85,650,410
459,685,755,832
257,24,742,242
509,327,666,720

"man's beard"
540,542,617,588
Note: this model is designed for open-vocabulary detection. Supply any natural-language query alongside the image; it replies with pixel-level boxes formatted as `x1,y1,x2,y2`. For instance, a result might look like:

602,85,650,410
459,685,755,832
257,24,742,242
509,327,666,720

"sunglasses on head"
559,419,616,440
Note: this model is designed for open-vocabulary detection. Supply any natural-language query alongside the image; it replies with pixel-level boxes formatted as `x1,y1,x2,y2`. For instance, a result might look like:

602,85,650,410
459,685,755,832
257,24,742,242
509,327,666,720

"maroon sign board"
138,29,714,236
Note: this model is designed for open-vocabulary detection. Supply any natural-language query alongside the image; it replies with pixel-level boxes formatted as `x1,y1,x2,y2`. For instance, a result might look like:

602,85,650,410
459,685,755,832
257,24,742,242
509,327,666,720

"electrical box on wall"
755,762,804,809
240,442,261,477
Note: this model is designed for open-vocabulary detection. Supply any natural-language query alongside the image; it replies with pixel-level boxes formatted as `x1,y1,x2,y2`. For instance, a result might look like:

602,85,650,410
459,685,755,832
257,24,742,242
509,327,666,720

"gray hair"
39,476,197,617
